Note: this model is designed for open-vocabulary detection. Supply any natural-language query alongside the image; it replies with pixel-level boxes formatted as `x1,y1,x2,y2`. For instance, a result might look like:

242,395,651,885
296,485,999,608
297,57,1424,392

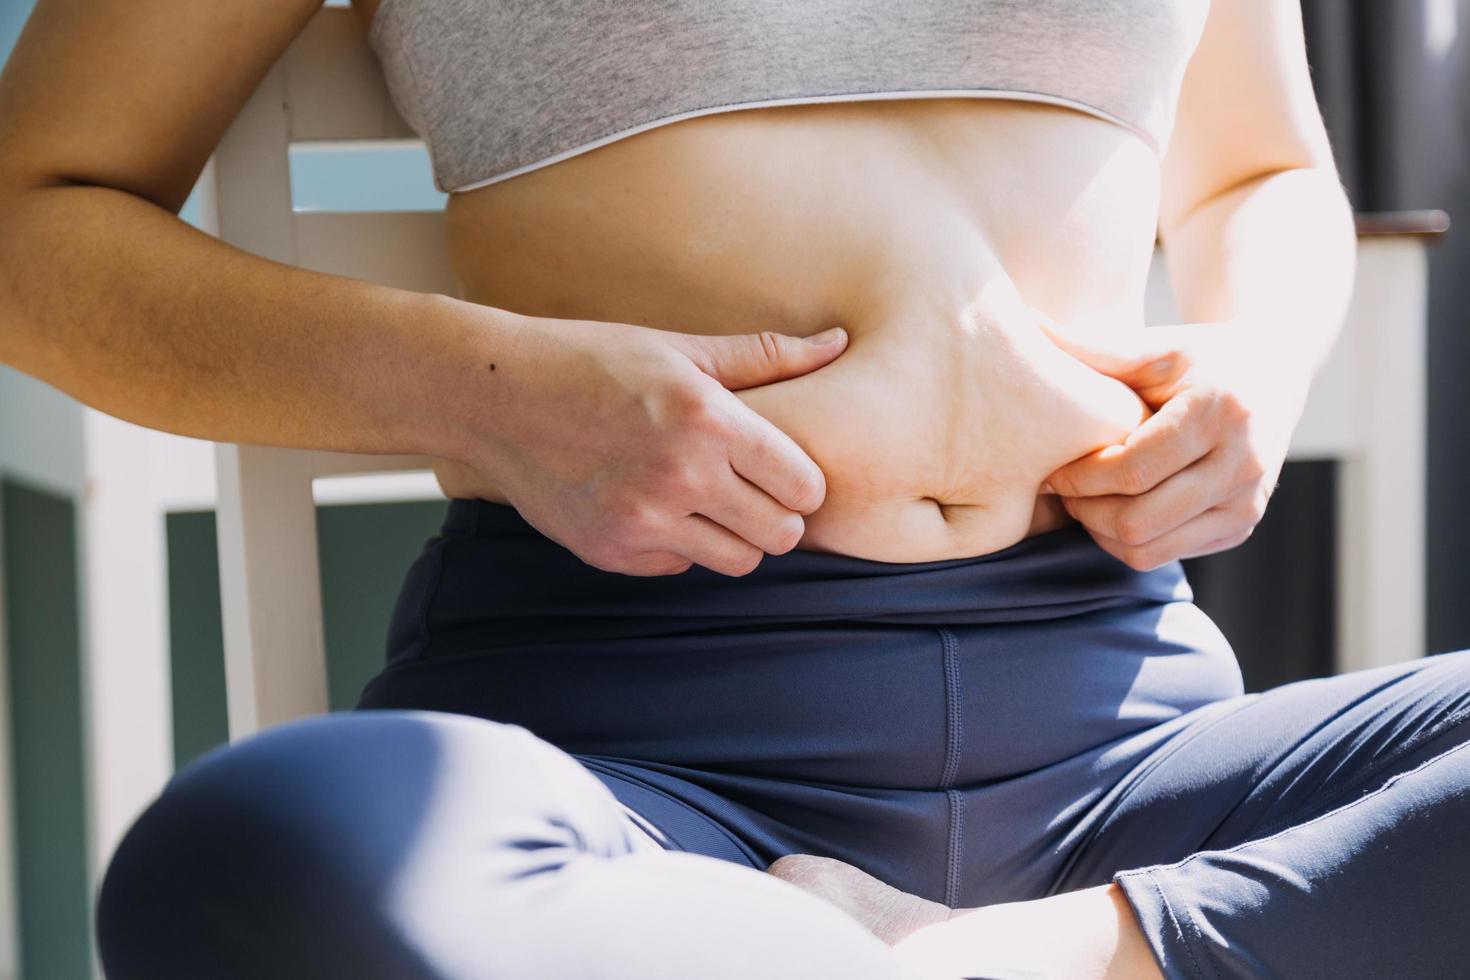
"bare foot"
769,856,1165,980
894,884,1166,980
766,854,952,946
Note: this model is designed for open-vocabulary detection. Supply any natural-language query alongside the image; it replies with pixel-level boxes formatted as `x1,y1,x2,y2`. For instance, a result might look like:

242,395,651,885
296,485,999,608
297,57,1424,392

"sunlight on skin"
768,855,1165,980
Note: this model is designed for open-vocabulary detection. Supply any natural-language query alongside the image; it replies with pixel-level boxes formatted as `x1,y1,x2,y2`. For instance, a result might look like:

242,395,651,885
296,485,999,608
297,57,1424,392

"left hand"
1041,320,1311,571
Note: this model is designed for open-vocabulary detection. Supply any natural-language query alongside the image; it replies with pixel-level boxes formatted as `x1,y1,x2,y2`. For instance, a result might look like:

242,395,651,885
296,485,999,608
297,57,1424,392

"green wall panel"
165,500,447,764
316,501,447,711
165,512,229,770
2,479,92,980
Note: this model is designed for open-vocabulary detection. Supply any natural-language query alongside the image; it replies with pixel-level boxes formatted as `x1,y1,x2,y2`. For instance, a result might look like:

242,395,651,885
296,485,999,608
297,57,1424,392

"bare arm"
1045,0,1357,570
1156,0,1357,375
0,0,844,576
0,0,488,455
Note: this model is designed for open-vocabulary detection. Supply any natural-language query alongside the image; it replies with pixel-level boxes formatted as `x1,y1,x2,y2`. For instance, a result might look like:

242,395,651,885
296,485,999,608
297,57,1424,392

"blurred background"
0,1,1465,977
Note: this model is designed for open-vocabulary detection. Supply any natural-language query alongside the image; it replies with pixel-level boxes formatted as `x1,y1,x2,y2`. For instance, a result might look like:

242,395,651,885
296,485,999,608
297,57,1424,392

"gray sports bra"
368,0,1210,194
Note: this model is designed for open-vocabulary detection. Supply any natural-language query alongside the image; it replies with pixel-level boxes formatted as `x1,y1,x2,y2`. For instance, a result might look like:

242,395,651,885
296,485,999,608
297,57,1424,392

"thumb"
681,327,849,390
1039,319,1185,392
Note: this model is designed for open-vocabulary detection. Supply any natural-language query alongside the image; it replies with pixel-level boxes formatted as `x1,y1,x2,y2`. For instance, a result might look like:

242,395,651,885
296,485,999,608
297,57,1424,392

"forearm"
1160,166,1357,380
0,180,507,459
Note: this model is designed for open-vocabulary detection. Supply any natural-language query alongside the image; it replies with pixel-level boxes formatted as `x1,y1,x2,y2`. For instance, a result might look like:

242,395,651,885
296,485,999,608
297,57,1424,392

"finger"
610,551,696,577
669,513,767,577
1038,319,1189,393
673,327,849,391
1084,505,1255,572
1061,449,1237,546
727,410,827,514
700,467,807,555
1046,395,1214,498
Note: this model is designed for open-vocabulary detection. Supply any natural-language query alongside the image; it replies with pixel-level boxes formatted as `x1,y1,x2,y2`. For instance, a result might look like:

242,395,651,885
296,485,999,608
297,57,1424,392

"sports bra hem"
442,88,1161,195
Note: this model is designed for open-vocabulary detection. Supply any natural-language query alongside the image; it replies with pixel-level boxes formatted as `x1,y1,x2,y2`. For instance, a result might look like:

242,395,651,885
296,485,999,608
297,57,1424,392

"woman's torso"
354,0,1187,563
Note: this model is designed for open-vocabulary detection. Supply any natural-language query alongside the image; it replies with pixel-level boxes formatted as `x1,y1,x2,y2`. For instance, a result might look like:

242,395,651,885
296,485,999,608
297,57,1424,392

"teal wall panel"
165,512,228,770
2,480,92,980
317,501,447,710
165,501,447,761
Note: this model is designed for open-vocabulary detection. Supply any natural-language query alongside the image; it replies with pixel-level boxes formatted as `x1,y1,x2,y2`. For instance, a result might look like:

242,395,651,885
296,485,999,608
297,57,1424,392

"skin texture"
0,0,1354,975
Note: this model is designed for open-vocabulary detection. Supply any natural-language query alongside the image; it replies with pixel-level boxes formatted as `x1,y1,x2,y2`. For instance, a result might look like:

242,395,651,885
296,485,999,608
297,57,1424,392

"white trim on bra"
445,88,1157,195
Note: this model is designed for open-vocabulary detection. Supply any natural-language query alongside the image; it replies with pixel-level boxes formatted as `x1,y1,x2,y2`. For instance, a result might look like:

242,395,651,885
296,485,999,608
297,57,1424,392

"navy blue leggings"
98,501,1470,978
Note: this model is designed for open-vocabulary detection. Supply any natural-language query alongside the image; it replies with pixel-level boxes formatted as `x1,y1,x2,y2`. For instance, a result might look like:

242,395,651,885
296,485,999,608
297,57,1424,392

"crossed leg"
97,710,921,980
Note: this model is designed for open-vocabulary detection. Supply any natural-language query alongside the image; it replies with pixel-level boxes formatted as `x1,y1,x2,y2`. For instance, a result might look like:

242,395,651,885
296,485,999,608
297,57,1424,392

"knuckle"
1242,489,1269,524
579,545,624,574
730,550,764,577
659,556,695,576
1120,546,1157,572
667,384,725,435
602,492,658,540
768,517,806,555
1113,512,1152,548
1118,464,1155,497
1218,390,1251,427
755,330,787,367
622,552,690,576
630,557,690,576
1238,452,1267,486
787,465,826,512
711,547,763,577
1159,344,1189,368
650,457,705,497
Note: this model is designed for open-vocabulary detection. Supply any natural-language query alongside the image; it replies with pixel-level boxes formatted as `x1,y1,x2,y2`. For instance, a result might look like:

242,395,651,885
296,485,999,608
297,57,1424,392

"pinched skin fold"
737,295,1148,560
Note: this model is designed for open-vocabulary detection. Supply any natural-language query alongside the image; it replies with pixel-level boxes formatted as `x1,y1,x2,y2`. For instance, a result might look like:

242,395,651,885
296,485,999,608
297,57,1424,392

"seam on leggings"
936,627,963,789
945,788,963,908
936,627,963,907
1251,697,1470,841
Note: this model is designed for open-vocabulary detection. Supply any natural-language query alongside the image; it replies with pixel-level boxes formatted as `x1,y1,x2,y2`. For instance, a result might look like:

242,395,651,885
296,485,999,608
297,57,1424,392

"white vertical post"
1335,237,1429,672
76,412,175,902
215,445,330,739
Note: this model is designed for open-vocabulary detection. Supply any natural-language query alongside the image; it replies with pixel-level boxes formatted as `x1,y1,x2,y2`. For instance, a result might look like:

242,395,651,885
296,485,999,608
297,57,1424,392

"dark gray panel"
165,512,229,769
316,501,448,710
2,479,92,980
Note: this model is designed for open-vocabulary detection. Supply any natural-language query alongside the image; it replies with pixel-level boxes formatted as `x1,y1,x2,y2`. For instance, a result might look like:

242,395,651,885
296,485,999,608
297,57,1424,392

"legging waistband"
430,499,1191,632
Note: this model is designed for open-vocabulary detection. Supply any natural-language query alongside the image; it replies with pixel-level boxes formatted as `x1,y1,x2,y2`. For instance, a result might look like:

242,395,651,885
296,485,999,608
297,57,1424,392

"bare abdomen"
437,98,1162,561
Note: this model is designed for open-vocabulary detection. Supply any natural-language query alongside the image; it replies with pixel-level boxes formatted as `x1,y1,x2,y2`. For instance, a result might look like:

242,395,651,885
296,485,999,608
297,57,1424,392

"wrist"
1208,317,1312,410
396,291,532,466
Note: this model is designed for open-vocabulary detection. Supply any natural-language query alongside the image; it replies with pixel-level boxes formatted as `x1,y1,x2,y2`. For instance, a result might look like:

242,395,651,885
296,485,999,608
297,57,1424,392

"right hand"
445,315,850,576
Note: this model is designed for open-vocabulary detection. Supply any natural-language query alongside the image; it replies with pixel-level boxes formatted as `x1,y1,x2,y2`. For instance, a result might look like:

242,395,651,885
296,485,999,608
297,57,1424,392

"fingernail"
1147,356,1175,381
806,327,848,346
